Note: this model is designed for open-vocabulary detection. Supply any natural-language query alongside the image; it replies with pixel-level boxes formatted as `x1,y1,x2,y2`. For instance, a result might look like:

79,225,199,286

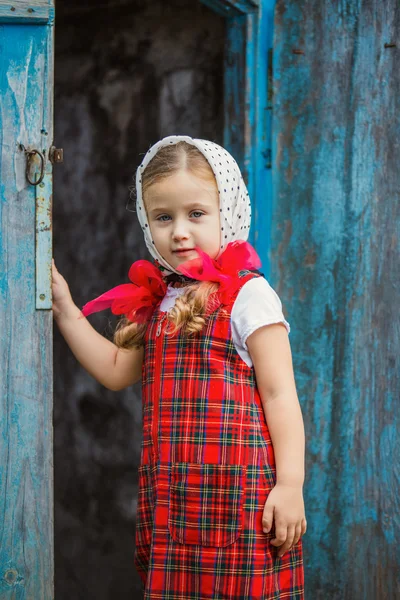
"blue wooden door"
0,1,54,597
272,1,399,598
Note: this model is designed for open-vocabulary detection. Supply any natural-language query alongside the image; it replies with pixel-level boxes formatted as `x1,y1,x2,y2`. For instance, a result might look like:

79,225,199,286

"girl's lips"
173,249,195,255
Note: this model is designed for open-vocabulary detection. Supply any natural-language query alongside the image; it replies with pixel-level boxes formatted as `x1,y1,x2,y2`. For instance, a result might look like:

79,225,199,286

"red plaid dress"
134,271,304,599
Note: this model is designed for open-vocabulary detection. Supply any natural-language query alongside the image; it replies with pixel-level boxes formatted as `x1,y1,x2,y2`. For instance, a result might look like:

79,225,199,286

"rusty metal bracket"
35,172,53,310
49,146,64,164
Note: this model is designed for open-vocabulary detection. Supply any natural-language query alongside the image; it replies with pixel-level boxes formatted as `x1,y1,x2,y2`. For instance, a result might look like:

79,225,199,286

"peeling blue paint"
0,2,54,597
273,1,399,597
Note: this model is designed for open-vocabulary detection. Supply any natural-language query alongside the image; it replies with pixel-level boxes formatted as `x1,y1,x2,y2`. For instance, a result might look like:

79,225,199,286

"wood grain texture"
1,0,50,5
272,0,399,598
0,1,52,24
0,13,54,599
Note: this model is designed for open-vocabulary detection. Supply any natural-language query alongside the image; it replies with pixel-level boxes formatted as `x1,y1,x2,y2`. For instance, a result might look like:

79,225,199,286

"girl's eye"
156,212,204,222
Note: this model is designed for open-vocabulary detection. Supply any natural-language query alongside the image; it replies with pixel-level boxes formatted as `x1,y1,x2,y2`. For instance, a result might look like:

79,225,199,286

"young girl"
52,135,306,599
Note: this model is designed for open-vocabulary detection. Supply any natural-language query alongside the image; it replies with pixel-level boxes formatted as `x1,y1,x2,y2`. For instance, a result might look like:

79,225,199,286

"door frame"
200,0,276,275
0,1,55,597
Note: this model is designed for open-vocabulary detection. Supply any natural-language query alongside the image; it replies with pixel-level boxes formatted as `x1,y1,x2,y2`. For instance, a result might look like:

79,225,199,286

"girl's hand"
262,483,307,558
51,258,75,319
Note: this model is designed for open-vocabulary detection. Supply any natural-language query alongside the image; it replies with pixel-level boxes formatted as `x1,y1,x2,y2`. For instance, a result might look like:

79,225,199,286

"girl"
52,135,306,599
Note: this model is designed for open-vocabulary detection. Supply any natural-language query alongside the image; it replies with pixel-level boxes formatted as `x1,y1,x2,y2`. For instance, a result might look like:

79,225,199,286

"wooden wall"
272,1,399,597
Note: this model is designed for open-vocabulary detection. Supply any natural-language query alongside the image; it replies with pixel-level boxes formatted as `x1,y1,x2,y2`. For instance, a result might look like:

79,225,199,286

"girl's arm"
247,323,305,486
247,323,306,558
52,259,143,391
55,303,144,391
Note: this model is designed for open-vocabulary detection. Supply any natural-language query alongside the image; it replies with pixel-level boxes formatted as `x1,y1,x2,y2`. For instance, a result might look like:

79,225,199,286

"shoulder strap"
205,270,265,316
224,269,264,311
237,268,265,279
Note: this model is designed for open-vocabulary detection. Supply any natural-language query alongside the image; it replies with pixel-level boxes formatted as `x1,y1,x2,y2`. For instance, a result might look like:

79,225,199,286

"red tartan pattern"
135,271,304,599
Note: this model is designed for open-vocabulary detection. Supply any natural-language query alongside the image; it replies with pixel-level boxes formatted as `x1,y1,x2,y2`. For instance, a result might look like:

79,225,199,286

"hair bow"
80,260,167,323
176,240,261,305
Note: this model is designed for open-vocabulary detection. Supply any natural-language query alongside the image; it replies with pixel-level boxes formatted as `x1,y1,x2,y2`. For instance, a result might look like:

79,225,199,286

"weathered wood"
0,1,52,24
253,0,275,274
0,10,54,599
273,0,399,598
0,0,50,4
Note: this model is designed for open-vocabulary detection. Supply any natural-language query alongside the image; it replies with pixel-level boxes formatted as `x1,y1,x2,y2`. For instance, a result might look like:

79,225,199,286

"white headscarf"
135,135,252,276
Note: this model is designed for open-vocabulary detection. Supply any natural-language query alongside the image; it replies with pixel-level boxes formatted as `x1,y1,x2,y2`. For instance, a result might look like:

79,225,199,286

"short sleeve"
231,277,291,351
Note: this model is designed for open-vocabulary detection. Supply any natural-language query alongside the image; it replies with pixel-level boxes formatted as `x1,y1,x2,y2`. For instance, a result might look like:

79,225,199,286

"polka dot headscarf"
135,135,252,276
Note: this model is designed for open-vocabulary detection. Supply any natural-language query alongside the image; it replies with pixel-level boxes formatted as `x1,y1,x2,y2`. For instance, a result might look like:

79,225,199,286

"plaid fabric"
135,272,304,599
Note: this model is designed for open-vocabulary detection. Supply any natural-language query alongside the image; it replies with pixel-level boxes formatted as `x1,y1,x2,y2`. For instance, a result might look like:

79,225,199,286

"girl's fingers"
262,504,274,533
292,523,303,547
270,521,287,547
277,525,295,558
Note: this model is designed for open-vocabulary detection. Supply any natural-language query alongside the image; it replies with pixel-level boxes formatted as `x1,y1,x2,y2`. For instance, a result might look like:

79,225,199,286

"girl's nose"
172,221,190,241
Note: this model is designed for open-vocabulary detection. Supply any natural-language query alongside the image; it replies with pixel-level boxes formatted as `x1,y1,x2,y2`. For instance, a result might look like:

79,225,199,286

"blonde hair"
114,141,222,350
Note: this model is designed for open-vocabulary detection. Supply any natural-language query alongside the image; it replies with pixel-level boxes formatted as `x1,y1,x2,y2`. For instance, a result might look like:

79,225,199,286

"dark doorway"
53,1,225,597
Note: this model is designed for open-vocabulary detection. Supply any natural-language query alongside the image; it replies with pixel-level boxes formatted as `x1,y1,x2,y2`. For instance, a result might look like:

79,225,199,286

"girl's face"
145,169,221,270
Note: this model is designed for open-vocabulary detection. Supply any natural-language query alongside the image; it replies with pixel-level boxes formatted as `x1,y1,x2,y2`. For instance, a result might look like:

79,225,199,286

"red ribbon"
176,240,261,304
81,261,167,323
81,240,261,322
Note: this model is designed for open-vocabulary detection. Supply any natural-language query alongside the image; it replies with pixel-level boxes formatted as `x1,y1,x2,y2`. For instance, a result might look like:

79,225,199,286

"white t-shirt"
159,277,290,368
